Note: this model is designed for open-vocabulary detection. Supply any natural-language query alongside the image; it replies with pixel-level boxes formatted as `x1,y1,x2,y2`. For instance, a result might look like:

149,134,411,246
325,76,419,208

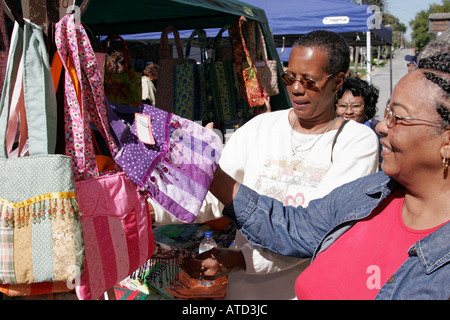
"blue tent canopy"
247,0,375,34
120,0,391,46
242,0,392,48
242,0,392,85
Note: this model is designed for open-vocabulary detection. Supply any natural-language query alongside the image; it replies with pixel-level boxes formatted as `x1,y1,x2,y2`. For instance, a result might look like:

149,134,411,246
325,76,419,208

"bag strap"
331,119,349,162
237,16,254,69
55,14,119,180
0,20,57,158
247,20,257,61
211,25,231,62
102,34,134,76
159,25,184,61
256,22,269,61
5,57,28,158
185,29,207,63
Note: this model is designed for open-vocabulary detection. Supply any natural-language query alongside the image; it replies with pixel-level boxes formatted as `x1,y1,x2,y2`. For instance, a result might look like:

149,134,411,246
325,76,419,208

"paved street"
369,48,413,121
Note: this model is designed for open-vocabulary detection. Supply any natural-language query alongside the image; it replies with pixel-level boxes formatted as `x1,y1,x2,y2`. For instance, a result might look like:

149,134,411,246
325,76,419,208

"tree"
383,13,407,48
410,0,450,50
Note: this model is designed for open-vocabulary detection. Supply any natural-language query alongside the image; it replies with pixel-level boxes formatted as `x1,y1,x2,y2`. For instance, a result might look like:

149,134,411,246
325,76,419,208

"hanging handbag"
233,16,269,108
173,29,208,121
0,20,84,288
106,99,223,224
155,26,191,113
102,35,142,107
55,14,154,300
245,22,279,97
209,26,238,122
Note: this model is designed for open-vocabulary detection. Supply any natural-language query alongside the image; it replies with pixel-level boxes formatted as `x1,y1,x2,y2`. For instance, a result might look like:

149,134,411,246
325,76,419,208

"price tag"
135,113,155,145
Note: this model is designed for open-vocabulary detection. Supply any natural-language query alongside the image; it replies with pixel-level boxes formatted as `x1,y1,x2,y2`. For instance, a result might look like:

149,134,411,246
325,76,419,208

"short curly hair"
143,63,159,78
292,30,350,75
336,76,379,120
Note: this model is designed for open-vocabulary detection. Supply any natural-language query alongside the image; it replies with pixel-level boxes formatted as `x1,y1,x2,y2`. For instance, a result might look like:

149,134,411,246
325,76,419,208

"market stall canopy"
241,0,392,47
3,0,270,36
79,0,269,35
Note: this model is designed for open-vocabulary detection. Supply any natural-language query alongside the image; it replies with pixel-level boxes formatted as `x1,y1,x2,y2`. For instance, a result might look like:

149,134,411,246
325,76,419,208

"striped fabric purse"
55,15,154,300
0,21,84,288
107,100,223,224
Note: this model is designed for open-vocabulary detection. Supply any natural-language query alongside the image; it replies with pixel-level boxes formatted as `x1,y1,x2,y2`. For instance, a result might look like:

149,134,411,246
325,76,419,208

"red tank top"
295,190,444,300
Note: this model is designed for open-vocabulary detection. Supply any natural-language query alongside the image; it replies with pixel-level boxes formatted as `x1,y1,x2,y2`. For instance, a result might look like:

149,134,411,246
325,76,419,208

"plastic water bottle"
198,231,217,286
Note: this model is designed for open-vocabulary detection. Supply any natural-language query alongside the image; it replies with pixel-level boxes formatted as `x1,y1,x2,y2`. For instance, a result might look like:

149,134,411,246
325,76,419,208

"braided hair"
418,53,450,127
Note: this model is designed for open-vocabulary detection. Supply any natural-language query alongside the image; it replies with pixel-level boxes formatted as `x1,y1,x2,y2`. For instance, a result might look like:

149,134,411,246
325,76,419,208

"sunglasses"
384,104,444,128
281,71,333,90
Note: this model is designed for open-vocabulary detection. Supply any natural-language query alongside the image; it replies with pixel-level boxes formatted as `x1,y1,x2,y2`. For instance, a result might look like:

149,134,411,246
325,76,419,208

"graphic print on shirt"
254,156,328,207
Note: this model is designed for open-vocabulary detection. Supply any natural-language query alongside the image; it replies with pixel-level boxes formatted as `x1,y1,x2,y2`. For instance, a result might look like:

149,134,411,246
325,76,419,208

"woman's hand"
180,247,246,280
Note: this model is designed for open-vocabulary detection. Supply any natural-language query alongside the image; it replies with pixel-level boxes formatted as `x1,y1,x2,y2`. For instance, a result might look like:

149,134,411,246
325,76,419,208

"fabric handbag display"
102,35,142,107
106,100,223,224
245,21,279,97
0,21,84,289
156,26,192,113
55,15,154,300
232,16,269,108
174,29,208,121
208,26,238,122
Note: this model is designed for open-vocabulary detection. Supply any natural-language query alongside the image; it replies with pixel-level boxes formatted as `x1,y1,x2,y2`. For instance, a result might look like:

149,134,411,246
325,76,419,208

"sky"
384,0,445,41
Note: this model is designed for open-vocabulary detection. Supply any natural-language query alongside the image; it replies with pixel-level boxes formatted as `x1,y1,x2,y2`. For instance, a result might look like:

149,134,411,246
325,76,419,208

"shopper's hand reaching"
180,247,246,280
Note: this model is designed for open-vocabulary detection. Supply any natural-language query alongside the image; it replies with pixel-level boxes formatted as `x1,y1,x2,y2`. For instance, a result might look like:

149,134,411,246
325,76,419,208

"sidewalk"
369,48,413,121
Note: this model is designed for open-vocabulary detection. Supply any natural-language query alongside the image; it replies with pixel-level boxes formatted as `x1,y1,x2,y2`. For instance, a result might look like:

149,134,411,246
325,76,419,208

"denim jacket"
223,171,450,300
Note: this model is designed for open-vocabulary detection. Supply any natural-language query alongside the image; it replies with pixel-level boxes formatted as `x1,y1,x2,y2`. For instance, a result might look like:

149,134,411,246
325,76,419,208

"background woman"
142,62,159,106
336,75,379,130
336,76,382,167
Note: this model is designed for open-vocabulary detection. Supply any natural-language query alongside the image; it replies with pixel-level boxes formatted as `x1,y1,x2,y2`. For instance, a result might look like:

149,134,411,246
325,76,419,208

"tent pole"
366,30,371,84
389,45,393,95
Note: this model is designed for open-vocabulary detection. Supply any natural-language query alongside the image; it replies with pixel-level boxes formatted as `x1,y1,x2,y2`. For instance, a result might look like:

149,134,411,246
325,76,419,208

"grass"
349,59,388,78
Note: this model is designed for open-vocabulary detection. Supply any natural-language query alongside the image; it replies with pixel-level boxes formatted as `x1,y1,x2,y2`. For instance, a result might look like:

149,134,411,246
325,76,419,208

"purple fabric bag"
106,100,222,223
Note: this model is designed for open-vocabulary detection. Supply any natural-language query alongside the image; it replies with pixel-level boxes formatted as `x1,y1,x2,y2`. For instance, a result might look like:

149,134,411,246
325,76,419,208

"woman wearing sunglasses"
178,30,379,300
188,53,450,300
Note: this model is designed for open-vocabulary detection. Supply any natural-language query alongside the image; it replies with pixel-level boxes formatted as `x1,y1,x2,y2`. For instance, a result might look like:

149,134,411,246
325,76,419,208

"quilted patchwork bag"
209,26,238,122
155,26,193,113
55,15,154,300
106,100,223,224
174,29,208,120
0,21,84,288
